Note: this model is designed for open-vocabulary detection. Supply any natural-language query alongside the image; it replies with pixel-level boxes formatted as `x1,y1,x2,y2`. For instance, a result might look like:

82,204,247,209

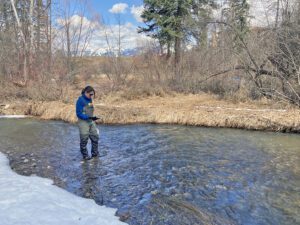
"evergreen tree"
189,0,216,48
139,0,173,57
223,0,250,44
140,0,192,65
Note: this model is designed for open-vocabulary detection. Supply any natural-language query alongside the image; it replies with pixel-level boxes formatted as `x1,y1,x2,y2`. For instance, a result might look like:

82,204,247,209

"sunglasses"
88,92,94,96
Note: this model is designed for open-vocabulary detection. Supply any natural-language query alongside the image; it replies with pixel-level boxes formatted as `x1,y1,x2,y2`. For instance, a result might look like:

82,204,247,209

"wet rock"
165,187,178,195
84,192,91,198
153,171,160,176
151,190,159,195
116,208,131,222
139,193,152,204
215,185,227,190
171,167,179,174
183,192,193,200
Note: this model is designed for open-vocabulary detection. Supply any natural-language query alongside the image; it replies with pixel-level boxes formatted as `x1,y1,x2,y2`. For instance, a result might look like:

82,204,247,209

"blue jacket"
76,95,92,120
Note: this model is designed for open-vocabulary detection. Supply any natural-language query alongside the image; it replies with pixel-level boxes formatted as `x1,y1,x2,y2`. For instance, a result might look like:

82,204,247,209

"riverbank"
1,94,300,132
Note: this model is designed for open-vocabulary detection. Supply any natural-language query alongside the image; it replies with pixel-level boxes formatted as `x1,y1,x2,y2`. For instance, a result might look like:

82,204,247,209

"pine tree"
223,0,250,44
139,0,172,56
189,0,216,48
140,0,192,66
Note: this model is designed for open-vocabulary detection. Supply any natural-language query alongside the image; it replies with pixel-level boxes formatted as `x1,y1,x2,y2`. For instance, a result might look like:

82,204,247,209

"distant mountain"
79,47,152,57
122,48,142,56
97,47,145,57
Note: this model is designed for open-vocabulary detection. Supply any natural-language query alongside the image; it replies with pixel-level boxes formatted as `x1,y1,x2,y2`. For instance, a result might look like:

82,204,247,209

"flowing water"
0,119,299,225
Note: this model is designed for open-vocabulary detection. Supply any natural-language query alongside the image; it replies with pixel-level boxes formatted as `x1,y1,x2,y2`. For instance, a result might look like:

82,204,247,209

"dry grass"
29,101,77,123
1,93,300,133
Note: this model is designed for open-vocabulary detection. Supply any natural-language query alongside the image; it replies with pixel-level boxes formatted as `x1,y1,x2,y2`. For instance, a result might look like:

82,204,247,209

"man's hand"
89,116,100,121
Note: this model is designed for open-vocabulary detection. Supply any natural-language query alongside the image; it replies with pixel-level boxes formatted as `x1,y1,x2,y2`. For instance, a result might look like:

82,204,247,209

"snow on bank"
0,115,28,118
0,153,127,225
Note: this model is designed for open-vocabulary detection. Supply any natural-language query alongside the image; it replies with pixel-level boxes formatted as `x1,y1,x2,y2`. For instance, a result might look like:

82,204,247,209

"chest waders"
78,100,99,158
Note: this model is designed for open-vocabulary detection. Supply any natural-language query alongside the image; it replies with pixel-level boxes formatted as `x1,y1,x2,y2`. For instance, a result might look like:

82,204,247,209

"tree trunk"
47,0,52,72
175,37,181,64
37,0,42,55
275,0,280,28
3,1,9,31
10,0,27,83
200,27,208,48
167,41,171,58
29,0,34,79
159,40,164,55
297,1,300,25
66,23,71,72
174,36,181,79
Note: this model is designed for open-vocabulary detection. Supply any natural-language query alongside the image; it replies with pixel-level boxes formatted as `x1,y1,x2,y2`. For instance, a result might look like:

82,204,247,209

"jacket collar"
82,94,92,102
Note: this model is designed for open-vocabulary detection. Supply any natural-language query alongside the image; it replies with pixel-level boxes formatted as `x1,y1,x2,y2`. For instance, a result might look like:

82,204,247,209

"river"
0,118,299,225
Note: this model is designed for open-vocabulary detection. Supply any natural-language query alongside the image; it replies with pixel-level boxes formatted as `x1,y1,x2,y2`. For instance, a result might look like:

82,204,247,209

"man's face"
85,91,94,99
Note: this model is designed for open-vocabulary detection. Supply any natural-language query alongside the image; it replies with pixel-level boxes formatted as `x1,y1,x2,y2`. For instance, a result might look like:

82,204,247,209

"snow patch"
0,115,28,119
0,153,127,225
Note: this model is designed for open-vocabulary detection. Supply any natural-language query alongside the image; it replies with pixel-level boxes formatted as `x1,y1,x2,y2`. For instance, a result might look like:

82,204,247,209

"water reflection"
79,159,103,204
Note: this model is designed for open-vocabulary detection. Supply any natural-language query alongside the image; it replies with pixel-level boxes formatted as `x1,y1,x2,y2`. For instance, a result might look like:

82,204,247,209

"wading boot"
83,155,92,161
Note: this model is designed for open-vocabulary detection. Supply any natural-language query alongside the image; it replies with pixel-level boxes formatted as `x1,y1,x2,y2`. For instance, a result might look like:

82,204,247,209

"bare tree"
57,0,96,73
10,0,27,84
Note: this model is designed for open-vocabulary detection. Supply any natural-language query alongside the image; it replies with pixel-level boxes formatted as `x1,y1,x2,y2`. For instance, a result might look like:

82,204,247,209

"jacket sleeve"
76,98,89,120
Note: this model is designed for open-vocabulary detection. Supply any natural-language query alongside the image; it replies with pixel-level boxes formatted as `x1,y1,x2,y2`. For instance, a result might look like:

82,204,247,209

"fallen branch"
199,65,281,84
198,66,246,84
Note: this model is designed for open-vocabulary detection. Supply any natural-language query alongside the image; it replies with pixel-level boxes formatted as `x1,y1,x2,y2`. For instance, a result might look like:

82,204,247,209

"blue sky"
90,0,144,26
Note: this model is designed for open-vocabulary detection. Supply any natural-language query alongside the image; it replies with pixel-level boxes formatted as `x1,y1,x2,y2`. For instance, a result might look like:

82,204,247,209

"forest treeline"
1,0,300,105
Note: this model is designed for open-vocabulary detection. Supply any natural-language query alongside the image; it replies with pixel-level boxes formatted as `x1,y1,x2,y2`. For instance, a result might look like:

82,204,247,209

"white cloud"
212,0,298,27
53,14,152,55
56,15,97,30
109,3,128,14
214,0,299,27
131,5,144,23
91,22,152,55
